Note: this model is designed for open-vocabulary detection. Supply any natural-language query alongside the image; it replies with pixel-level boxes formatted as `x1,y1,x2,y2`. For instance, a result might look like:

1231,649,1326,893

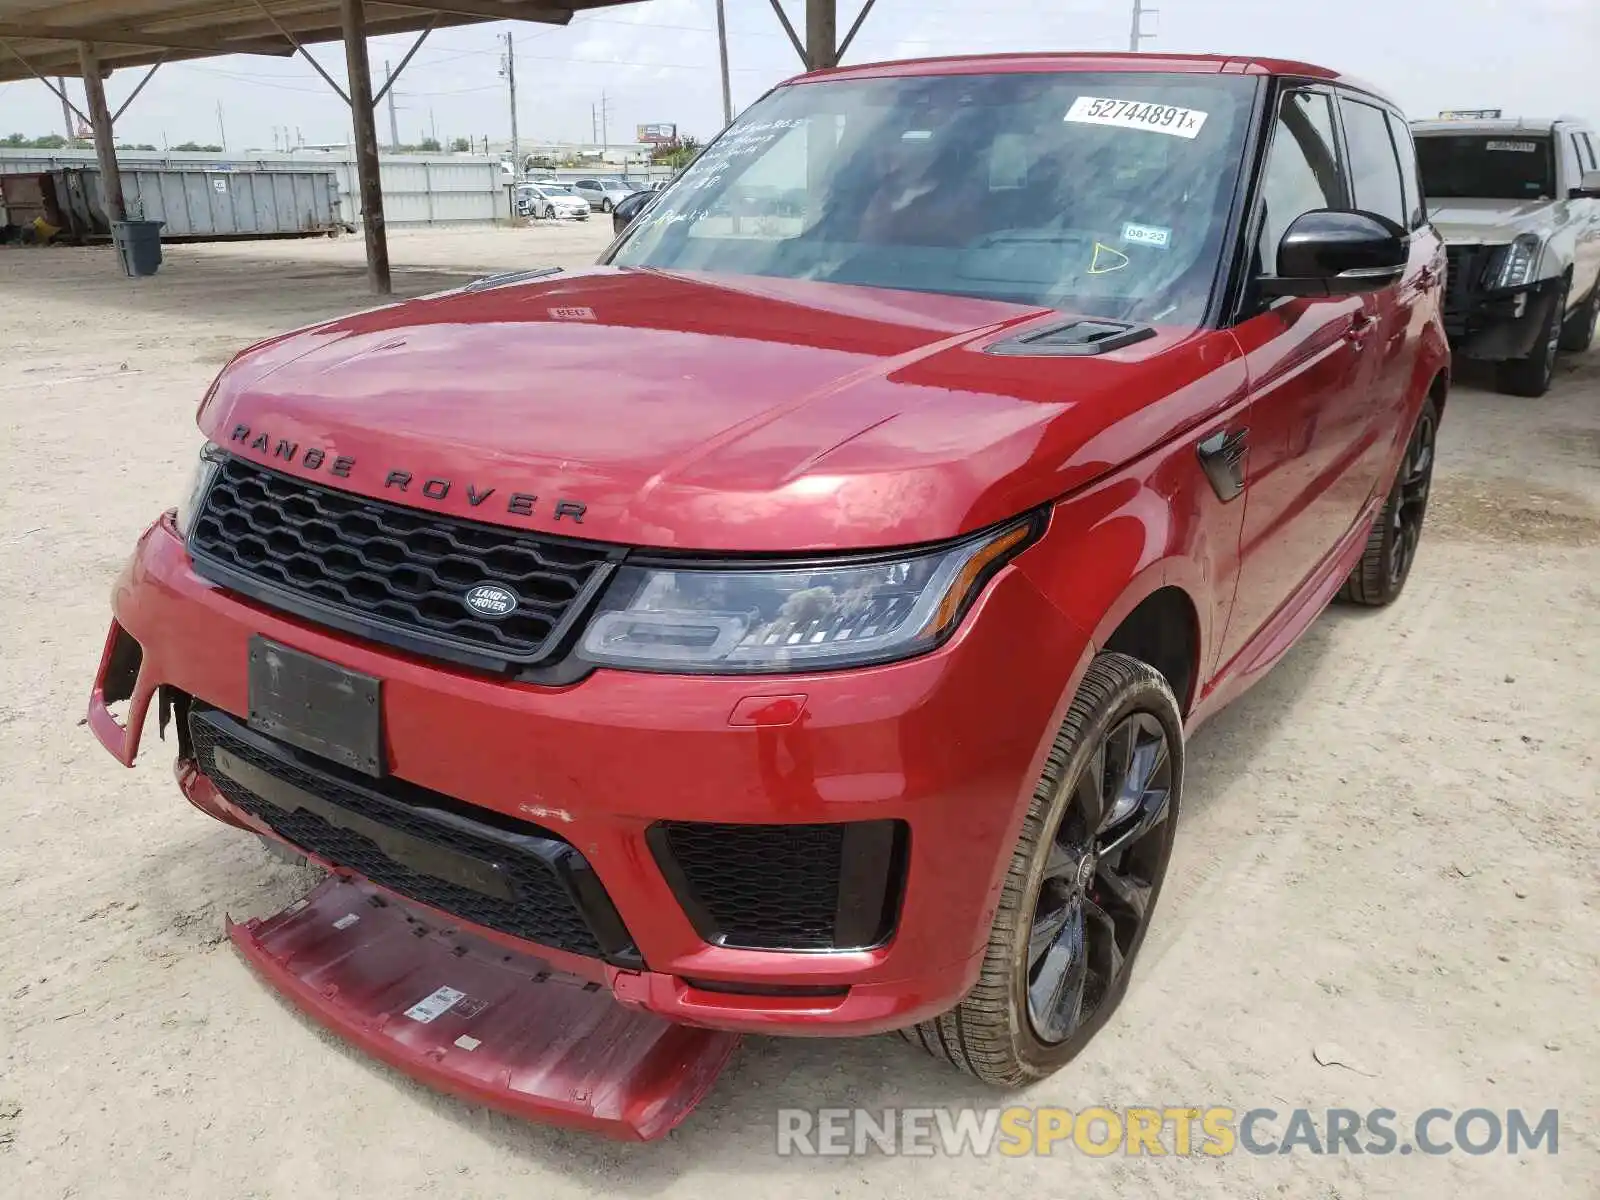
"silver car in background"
570,177,645,212
517,183,591,221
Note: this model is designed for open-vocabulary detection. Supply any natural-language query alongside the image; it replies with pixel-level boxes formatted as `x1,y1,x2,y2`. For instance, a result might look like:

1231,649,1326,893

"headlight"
576,517,1040,674
174,443,222,538
1493,234,1542,290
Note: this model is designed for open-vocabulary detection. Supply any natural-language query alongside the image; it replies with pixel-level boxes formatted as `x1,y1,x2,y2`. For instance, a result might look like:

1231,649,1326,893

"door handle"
1345,313,1378,343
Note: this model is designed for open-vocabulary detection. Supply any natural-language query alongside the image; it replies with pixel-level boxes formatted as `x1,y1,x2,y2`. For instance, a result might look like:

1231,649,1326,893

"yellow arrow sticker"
1089,242,1131,274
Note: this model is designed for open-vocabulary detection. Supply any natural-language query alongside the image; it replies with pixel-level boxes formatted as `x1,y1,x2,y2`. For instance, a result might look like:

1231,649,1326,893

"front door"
1217,86,1375,670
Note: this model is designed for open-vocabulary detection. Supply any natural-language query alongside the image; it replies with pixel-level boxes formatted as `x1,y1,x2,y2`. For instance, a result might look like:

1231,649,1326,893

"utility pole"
56,77,74,141
598,91,608,154
500,31,518,175
77,42,125,223
340,0,390,294
385,58,400,150
805,0,837,70
714,0,733,128
216,101,227,151
1128,0,1157,51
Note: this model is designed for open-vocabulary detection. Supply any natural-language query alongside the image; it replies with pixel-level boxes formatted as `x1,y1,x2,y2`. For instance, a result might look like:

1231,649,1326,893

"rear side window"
1258,90,1344,265
1340,98,1407,226
1385,111,1426,228
1580,132,1598,171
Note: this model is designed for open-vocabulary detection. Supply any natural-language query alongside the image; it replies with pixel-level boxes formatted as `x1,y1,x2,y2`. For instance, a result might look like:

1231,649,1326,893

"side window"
1385,111,1426,228
1340,98,1407,226
1258,90,1344,268
1580,132,1598,171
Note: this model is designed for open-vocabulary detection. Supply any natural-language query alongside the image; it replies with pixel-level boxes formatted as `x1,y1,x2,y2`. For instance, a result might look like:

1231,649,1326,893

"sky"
0,0,1596,152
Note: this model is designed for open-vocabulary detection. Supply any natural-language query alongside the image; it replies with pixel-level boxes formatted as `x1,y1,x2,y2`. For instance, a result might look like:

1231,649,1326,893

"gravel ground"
1,226,1596,1199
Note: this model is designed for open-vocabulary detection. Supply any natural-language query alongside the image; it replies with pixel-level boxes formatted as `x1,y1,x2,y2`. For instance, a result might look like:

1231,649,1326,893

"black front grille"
1444,244,1494,317
188,456,615,670
191,708,635,962
651,820,906,951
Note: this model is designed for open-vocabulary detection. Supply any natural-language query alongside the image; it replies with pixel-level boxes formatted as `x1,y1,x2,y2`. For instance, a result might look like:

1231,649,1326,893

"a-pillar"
339,0,391,294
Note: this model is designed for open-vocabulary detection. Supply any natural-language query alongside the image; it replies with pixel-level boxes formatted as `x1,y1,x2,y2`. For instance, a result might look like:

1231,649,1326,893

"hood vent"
986,318,1156,357
461,266,563,293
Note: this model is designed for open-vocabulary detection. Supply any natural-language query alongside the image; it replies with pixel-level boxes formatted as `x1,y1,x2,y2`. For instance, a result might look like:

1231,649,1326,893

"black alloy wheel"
1386,402,1436,588
1026,711,1174,1044
901,652,1184,1085
1339,397,1440,606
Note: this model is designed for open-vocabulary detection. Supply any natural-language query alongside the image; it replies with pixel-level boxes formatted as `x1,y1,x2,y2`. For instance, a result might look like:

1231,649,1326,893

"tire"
602,197,614,213
1495,279,1567,396
1338,397,1438,607
901,652,1183,1086
1559,279,1600,352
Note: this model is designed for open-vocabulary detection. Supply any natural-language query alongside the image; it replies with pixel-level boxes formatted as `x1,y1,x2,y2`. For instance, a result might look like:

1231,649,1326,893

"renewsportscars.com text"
775,1106,1560,1157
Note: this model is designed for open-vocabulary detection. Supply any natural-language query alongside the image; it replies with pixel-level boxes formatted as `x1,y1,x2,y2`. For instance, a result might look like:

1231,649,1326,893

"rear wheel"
1559,280,1600,352
1496,279,1567,397
902,653,1182,1086
1339,397,1438,607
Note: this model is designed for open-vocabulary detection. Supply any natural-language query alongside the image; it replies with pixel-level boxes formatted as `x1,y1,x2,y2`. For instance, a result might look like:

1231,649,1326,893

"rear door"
1337,96,1440,484
1218,85,1373,669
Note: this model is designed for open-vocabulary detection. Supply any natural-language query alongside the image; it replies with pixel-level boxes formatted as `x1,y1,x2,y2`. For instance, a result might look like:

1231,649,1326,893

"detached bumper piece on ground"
231,875,739,1141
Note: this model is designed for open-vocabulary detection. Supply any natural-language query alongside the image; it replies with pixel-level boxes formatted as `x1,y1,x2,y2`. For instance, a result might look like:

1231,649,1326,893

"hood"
200,268,1242,552
1428,197,1555,245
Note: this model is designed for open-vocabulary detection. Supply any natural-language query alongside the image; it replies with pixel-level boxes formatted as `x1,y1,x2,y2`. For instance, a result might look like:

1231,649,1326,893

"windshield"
612,71,1258,324
1415,134,1556,200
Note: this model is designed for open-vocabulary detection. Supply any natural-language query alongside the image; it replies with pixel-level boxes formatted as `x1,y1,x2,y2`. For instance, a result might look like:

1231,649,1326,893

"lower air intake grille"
650,819,906,951
190,708,633,961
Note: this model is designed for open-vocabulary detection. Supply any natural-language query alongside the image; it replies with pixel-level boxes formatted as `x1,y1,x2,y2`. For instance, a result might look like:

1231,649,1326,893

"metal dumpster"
35,165,344,242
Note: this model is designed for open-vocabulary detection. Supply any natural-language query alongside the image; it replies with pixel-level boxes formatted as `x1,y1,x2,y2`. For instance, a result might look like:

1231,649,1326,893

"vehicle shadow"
229,613,1349,1183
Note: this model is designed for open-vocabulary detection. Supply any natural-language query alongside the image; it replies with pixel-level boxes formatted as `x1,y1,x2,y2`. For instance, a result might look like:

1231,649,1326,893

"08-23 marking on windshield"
1066,96,1208,139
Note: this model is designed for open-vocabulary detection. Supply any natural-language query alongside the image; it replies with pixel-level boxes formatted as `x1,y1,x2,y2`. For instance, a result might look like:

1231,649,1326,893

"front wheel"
601,197,614,213
902,652,1182,1086
1496,280,1567,397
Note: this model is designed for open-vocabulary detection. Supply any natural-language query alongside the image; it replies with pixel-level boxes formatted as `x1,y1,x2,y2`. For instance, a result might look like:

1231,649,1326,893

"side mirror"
611,189,655,237
1259,209,1408,298
1570,169,1600,199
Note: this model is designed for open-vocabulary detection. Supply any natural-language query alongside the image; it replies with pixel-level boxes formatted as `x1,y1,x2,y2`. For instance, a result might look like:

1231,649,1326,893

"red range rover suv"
89,53,1445,1126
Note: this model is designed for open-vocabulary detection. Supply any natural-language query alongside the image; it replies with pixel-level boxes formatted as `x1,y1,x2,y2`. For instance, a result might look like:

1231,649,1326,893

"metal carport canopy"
0,0,651,290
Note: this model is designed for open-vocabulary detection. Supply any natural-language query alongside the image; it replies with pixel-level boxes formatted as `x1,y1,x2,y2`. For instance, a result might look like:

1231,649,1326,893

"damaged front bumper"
87,512,1077,1135
1443,246,1563,361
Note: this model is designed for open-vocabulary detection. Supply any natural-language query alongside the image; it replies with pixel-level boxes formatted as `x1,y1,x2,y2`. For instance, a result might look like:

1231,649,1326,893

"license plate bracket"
247,636,383,776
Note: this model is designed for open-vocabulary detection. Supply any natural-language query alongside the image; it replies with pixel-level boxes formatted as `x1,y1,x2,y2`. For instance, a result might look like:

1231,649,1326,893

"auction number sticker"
1066,96,1208,139
1487,140,1538,153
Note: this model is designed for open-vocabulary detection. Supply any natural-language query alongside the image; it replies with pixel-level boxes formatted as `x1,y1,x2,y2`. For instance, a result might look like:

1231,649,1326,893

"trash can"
110,219,164,277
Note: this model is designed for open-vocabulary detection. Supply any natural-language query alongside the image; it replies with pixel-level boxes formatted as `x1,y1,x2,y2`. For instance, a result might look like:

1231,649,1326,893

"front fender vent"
985,318,1156,357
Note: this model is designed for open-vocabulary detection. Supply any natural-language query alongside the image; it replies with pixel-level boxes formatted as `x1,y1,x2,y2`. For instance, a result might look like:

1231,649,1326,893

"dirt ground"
1,226,1596,1199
